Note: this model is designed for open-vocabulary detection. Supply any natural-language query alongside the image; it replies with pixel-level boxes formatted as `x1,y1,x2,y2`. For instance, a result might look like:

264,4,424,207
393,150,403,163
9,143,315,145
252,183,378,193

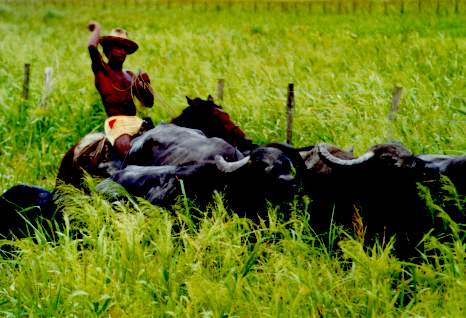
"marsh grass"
0,1,465,316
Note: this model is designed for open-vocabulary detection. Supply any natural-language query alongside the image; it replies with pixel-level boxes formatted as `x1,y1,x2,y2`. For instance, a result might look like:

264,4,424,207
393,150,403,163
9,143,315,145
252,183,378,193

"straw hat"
100,28,138,54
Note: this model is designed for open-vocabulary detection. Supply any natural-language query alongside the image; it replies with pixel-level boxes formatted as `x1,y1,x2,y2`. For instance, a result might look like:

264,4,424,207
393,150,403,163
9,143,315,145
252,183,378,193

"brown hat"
99,28,139,54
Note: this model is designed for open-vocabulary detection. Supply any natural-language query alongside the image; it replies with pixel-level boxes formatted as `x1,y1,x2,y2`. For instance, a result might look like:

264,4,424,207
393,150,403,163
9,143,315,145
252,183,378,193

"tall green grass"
0,2,465,190
0,2,465,316
1,187,465,316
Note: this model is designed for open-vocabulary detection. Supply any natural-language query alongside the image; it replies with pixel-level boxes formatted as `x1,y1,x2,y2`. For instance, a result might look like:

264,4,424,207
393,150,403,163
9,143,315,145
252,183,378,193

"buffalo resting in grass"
2,96,465,261
97,141,301,221
300,142,466,259
0,184,61,249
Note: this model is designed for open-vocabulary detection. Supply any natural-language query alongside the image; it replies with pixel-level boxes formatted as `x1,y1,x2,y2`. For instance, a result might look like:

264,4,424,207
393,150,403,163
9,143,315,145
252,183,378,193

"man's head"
102,45,128,63
100,28,138,61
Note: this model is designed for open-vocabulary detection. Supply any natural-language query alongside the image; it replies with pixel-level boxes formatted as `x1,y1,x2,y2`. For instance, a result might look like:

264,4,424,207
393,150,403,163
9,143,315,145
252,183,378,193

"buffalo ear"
207,94,214,102
186,96,193,105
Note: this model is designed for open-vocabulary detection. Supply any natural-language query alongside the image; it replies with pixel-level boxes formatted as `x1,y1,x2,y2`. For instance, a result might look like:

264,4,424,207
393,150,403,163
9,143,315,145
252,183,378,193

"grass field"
0,1,465,316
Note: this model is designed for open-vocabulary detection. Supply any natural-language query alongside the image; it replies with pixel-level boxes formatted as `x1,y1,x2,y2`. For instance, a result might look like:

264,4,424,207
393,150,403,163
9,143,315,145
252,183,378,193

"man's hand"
133,70,154,108
88,21,102,55
138,71,150,83
88,21,100,32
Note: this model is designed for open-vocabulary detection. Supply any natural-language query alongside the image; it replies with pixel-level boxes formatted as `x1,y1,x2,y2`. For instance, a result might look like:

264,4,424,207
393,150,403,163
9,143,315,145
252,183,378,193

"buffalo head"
171,96,256,152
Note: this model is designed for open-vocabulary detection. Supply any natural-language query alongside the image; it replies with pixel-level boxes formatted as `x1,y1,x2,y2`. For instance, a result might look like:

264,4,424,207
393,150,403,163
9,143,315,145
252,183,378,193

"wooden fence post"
217,79,225,103
41,67,53,107
22,63,31,100
389,85,403,121
400,0,405,14
286,83,295,145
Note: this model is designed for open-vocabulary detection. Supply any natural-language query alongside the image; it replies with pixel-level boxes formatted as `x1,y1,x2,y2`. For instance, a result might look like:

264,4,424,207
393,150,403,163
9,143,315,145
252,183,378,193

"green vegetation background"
0,1,465,317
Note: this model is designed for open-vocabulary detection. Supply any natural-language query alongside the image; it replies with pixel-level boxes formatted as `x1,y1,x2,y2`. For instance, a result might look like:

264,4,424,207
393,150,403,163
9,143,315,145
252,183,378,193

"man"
87,21,154,158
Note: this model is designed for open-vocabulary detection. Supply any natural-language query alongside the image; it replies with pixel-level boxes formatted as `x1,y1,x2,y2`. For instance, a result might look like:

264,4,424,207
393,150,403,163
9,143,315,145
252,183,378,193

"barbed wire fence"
18,62,466,153
168,78,466,152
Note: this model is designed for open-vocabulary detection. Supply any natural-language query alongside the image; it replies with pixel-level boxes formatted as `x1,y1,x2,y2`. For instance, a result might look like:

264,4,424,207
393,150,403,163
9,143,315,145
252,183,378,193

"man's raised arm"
88,21,101,48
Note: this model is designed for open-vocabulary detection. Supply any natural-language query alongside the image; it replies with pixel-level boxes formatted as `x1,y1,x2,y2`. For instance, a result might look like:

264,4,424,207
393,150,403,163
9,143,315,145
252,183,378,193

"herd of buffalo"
1,96,465,260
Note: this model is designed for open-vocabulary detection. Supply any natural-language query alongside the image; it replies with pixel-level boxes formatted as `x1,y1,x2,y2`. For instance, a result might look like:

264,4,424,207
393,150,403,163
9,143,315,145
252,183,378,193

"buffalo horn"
215,155,250,173
317,144,375,166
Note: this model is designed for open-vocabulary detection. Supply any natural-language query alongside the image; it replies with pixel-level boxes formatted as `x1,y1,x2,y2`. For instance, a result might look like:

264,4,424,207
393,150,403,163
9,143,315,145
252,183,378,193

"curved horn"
317,144,375,166
215,155,250,173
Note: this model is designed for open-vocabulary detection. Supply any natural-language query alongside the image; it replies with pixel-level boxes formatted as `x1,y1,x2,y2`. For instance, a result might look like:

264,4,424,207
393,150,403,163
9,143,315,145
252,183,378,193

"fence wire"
1,0,464,15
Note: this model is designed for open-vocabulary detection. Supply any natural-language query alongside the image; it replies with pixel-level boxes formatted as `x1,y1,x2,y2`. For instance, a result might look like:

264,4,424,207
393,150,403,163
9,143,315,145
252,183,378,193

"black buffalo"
416,154,466,195
299,142,466,259
126,123,245,167
97,142,302,221
0,184,59,240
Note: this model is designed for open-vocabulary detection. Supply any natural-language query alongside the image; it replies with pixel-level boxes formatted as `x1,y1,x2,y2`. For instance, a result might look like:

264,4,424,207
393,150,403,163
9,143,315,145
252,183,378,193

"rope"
108,71,179,119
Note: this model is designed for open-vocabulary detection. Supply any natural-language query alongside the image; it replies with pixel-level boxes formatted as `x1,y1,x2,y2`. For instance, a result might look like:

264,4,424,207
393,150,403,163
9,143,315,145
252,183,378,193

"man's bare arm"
88,21,104,72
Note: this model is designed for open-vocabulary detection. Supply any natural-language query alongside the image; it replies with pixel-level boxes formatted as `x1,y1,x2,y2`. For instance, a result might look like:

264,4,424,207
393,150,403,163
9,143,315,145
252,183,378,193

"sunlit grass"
0,1,465,316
